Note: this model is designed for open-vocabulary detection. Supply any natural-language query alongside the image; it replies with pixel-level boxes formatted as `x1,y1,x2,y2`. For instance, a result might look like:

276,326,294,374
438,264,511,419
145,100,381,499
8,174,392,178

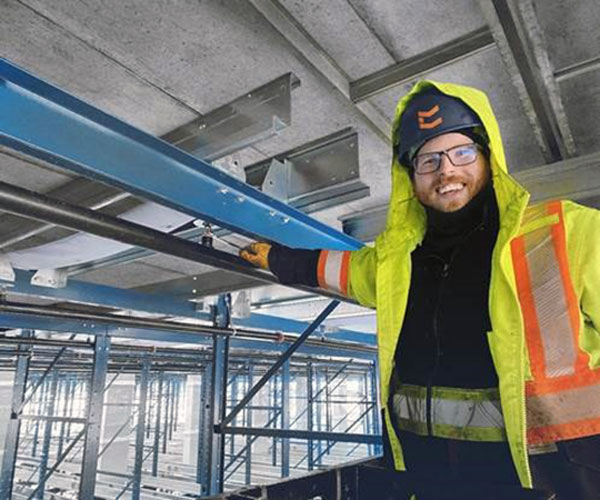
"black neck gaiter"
421,180,495,257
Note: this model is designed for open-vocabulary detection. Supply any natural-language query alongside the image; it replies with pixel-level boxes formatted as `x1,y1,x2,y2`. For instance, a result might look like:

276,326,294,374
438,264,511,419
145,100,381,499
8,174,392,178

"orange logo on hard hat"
417,105,443,130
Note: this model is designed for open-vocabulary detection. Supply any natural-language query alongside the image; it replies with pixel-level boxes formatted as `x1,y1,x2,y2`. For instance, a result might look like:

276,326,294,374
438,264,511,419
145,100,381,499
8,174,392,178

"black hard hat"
397,87,484,167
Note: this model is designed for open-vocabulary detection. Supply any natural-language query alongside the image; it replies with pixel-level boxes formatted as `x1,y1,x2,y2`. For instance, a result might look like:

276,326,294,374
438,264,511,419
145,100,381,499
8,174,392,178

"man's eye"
455,146,476,157
420,156,437,166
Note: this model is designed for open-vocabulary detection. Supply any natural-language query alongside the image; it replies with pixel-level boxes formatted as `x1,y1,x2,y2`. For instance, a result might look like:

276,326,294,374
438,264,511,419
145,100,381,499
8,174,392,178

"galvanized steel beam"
554,55,600,83
479,0,575,162
350,27,495,102
248,0,391,143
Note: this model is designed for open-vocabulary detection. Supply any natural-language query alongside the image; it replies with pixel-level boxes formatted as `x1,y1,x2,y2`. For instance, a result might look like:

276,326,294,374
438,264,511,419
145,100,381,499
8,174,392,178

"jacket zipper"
425,222,484,436
427,260,448,435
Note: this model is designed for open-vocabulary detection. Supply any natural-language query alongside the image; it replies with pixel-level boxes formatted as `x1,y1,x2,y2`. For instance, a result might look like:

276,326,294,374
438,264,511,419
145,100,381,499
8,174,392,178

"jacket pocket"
560,435,600,472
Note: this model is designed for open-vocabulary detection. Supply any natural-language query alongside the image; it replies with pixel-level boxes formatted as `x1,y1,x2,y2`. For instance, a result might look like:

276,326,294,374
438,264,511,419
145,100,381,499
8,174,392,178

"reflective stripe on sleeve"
317,250,351,296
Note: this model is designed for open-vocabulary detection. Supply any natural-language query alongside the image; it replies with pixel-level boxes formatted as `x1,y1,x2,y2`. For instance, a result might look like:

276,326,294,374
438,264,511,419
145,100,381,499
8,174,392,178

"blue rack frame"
0,58,363,251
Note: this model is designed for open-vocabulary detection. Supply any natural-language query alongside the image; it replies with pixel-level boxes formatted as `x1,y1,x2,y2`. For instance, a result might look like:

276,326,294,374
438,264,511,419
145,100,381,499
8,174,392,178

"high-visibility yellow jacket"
345,81,600,487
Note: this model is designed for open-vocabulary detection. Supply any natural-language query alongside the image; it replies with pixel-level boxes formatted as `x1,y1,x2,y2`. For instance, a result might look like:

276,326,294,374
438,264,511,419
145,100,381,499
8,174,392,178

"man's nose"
438,153,455,176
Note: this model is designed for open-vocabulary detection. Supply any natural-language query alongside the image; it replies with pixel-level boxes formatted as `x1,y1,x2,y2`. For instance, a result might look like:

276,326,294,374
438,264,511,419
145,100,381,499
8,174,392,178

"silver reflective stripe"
391,385,506,441
323,250,345,293
523,226,576,378
527,382,600,429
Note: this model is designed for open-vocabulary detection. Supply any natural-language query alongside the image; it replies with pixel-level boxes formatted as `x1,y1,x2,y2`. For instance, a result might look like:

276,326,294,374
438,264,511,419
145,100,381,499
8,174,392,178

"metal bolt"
282,216,290,224
218,187,229,194
236,195,245,203
269,210,276,217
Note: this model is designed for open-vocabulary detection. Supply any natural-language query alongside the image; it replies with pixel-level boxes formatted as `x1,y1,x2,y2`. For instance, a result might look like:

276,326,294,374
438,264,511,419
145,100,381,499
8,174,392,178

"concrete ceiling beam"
479,0,576,163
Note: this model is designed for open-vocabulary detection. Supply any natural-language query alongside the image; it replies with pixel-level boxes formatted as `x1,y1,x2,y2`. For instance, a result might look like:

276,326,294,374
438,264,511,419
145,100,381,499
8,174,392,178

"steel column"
0,330,32,498
306,363,314,471
370,362,382,455
162,376,170,454
168,378,176,440
132,360,150,500
230,374,238,458
173,378,180,434
78,333,110,499
37,370,59,499
325,368,332,454
363,371,372,455
281,361,290,477
152,372,163,477
197,364,210,487
204,333,229,495
245,366,253,485
315,369,323,465
271,376,278,467
56,377,68,459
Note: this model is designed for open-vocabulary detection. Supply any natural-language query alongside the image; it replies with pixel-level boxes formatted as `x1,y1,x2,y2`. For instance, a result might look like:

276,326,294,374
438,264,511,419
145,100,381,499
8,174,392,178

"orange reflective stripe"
528,417,600,446
317,250,328,289
340,251,350,296
547,201,587,372
317,250,351,296
511,236,546,380
527,369,600,396
512,201,600,445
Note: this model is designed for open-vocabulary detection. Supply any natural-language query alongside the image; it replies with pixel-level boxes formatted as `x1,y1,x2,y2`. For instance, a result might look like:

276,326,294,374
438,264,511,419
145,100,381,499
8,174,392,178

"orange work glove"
239,242,271,270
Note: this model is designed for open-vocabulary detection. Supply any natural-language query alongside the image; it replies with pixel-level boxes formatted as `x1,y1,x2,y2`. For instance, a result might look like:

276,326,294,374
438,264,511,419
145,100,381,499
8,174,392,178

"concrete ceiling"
1,0,599,332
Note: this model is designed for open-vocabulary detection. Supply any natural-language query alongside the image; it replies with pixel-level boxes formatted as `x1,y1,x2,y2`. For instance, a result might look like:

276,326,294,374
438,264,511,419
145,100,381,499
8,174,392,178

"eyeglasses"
412,143,481,175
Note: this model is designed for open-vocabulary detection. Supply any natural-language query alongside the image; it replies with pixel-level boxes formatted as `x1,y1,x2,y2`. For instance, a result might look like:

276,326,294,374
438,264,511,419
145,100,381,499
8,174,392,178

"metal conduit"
0,302,375,353
0,181,350,303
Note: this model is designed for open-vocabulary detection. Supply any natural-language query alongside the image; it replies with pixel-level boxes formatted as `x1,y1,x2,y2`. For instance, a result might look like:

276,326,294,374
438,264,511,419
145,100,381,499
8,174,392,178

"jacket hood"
384,80,529,241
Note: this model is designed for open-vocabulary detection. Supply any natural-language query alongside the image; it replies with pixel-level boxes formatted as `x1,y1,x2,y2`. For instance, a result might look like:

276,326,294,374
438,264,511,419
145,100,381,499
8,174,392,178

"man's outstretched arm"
240,242,377,308
240,242,320,286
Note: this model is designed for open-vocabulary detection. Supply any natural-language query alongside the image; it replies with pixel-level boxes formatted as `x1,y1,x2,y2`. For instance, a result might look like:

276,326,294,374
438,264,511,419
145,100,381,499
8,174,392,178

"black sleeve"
267,243,320,287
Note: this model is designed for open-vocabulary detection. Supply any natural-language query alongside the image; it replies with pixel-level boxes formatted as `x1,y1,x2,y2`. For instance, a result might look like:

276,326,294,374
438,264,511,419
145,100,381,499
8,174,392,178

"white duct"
8,202,195,270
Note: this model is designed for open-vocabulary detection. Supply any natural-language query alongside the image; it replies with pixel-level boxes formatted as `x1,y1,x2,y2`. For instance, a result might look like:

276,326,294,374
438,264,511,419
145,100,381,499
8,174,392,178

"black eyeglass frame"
411,143,482,175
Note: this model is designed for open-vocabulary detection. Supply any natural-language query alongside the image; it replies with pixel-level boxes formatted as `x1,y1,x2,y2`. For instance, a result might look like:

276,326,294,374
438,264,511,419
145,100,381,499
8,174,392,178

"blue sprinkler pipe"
0,58,363,251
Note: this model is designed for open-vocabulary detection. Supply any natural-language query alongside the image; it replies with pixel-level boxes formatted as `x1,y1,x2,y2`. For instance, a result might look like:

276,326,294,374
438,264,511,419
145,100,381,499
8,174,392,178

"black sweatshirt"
393,181,499,390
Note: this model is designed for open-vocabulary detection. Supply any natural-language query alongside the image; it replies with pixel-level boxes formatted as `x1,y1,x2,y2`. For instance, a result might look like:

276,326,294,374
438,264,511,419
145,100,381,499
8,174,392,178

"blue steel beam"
222,427,381,445
0,58,362,251
5,269,375,346
0,311,376,360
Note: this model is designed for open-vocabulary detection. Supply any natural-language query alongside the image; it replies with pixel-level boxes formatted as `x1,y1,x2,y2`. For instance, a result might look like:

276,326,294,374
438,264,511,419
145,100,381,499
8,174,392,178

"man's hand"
239,242,271,270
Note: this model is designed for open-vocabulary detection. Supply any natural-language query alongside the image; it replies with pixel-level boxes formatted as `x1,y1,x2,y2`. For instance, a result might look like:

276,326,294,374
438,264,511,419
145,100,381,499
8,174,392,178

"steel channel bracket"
249,128,369,212
0,58,362,251
162,73,299,162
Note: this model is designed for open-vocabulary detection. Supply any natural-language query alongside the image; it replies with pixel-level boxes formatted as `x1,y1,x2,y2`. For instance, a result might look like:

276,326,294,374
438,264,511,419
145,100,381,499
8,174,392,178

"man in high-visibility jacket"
240,81,600,499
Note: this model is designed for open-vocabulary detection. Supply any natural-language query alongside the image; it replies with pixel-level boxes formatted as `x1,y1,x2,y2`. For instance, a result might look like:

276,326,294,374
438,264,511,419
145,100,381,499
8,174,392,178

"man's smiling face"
411,132,489,213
